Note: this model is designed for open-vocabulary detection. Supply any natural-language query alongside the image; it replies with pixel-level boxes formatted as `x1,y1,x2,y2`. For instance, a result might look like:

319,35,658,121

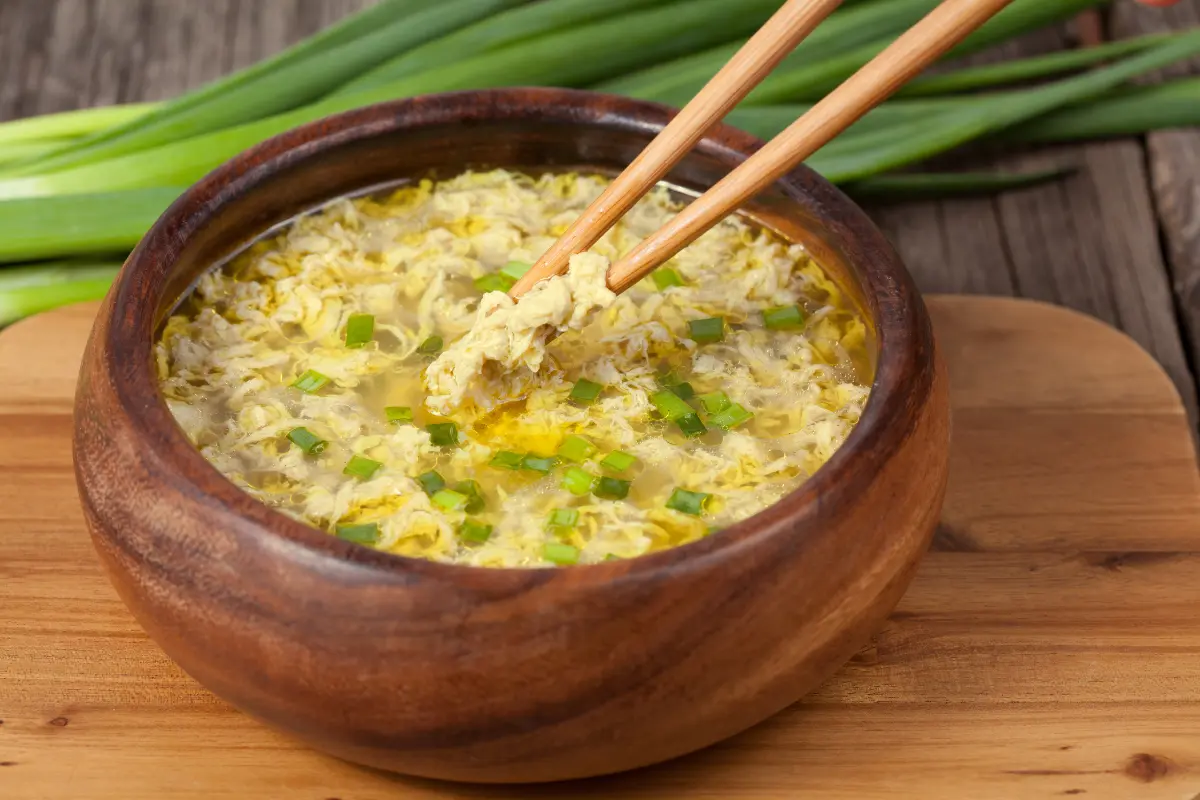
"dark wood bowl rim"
102,87,929,586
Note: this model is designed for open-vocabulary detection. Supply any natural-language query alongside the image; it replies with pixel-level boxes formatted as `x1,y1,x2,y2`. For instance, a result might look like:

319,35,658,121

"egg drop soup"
158,170,871,567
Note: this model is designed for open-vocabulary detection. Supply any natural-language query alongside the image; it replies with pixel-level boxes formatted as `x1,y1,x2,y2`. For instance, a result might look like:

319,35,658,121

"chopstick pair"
509,0,1015,300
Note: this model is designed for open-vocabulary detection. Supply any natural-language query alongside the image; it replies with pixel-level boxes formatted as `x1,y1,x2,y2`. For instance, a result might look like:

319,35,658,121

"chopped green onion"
600,450,637,473
547,507,579,528
593,476,631,501
453,480,486,514
557,434,597,463
417,335,443,355
710,403,754,430
460,519,493,544
335,522,379,544
675,412,707,438
569,377,603,404
522,454,556,475
426,422,459,447
542,542,580,566
343,455,382,480
763,305,805,330
344,312,375,347
489,450,525,470
385,406,414,425
650,390,692,421
666,488,711,516
291,369,330,393
698,391,731,414
431,489,469,512
286,427,327,455
670,381,695,400
651,268,685,290
687,316,725,344
474,273,515,293
499,260,532,281
416,470,445,495
657,369,685,387
561,466,594,495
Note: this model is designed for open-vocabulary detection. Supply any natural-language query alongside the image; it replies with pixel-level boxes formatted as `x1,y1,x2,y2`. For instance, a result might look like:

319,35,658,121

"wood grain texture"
3,295,1198,799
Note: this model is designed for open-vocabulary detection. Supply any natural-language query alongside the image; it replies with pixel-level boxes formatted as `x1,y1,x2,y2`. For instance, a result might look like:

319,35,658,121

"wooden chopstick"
511,0,1016,301
508,0,846,299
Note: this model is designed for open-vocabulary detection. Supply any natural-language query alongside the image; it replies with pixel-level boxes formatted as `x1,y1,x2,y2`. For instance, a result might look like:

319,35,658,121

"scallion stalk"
0,261,119,326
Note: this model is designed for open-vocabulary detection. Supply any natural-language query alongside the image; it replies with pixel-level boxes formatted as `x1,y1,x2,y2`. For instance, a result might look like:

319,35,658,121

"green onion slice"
561,466,594,496
557,434,597,463
291,369,330,394
569,378,603,405
453,480,486,514
542,542,580,565
521,454,556,475
416,470,445,495
426,422,459,448
593,476,631,501
651,268,685,290
687,317,725,344
600,450,637,473
547,507,579,528
762,304,805,330
460,519,493,544
344,313,374,348
385,406,413,425
650,390,692,421
666,488,711,516
335,522,379,544
500,260,532,282
697,391,731,414
343,455,382,480
474,273,515,293
417,335,443,355
286,427,327,455
489,450,525,470
670,381,695,400
431,489,469,512
710,403,754,430
675,412,707,438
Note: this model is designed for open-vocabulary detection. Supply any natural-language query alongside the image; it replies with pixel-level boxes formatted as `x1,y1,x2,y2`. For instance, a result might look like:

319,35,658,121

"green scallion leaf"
453,480,486,514
344,454,382,480
547,507,579,528
460,519,493,544
651,268,684,290
569,377,603,404
426,422,459,447
489,450,525,470
344,313,375,347
557,434,597,463
561,466,594,495
599,450,637,473
650,390,692,421
385,406,414,425
687,317,725,344
542,541,580,565
431,488,469,512
709,403,753,430
417,470,446,495
417,335,443,355
291,369,330,393
666,488,711,516
697,391,731,414
286,426,327,455
521,454,556,475
474,272,515,293
763,305,804,330
335,522,379,544
675,412,707,438
499,260,532,281
593,476,631,500
670,381,695,400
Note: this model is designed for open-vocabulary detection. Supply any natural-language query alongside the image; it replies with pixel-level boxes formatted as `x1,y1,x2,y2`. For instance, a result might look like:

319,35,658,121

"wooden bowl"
72,88,949,784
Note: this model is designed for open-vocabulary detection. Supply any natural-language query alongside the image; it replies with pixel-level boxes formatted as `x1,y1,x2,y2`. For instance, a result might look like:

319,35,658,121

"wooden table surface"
2,0,1199,424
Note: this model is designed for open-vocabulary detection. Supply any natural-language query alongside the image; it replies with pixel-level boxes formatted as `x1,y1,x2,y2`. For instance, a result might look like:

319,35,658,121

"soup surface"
158,170,870,567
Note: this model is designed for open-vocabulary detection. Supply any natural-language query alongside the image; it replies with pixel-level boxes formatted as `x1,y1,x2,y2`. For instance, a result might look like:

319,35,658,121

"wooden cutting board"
1,296,1198,800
